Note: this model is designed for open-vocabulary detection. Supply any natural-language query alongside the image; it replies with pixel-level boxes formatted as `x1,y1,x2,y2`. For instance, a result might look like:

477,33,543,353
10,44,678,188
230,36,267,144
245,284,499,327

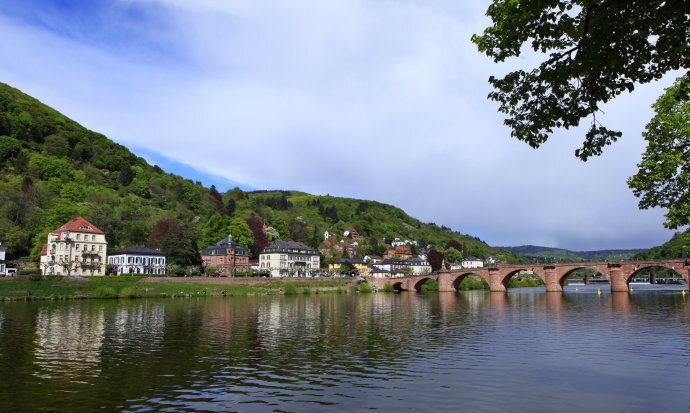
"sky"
0,0,684,251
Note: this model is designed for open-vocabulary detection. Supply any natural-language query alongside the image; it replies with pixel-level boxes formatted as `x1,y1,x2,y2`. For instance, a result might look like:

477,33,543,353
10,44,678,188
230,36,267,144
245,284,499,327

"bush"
171,268,187,277
45,275,62,281
420,278,439,293
383,283,395,293
302,287,312,295
457,277,490,291
94,287,117,299
119,287,143,298
335,287,345,294
283,283,299,295
357,283,372,293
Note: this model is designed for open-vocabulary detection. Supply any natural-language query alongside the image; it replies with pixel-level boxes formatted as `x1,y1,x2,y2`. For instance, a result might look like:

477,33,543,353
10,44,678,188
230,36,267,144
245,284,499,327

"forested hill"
0,81,518,267
499,245,645,262
633,230,690,260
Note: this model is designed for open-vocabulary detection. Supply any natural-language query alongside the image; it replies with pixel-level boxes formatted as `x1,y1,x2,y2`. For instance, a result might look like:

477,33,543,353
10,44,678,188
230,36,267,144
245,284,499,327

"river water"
0,285,688,412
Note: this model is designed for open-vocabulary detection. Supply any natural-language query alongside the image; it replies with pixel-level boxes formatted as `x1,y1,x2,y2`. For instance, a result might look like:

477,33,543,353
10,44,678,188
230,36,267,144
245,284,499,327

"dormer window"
79,225,93,231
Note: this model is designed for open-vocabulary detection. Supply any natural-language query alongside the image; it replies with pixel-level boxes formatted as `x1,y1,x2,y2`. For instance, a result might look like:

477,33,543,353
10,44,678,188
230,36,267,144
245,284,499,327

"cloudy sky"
0,0,683,250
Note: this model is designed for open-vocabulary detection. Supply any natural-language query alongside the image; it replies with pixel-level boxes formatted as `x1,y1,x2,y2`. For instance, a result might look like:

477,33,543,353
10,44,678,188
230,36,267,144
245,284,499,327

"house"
383,246,412,260
363,255,382,263
39,216,107,276
406,258,432,275
324,231,334,241
0,236,6,276
462,256,484,269
329,258,370,276
201,234,251,275
108,246,166,275
417,249,429,260
259,240,320,277
344,227,364,242
484,255,497,264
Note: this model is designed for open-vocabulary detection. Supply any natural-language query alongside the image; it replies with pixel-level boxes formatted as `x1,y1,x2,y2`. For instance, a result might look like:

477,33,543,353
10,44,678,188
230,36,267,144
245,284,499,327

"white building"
108,246,166,275
259,240,320,277
462,256,484,269
324,231,333,240
40,216,108,276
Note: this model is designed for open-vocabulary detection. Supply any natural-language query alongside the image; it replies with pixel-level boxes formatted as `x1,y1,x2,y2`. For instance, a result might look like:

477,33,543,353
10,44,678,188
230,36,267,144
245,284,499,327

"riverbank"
0,276,355,301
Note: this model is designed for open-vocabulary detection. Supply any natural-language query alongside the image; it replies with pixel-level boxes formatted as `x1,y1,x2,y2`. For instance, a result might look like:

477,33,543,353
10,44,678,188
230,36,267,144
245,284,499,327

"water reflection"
0,287,687,411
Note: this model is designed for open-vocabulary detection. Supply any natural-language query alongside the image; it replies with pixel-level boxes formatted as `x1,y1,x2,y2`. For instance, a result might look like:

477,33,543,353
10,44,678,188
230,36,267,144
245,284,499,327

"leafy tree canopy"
472,0,689,160
627,74,689,229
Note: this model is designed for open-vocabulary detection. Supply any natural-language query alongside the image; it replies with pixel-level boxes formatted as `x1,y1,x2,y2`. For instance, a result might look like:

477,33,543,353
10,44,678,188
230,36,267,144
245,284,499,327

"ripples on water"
0,285,688,412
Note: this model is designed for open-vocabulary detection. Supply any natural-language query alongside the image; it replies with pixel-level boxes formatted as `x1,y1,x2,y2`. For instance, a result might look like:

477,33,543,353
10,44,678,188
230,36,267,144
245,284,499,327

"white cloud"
0,1,681,250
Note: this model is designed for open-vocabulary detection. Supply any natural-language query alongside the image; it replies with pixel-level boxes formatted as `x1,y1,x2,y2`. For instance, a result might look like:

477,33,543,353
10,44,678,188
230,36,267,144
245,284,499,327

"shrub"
420,279,439,293
302,287,312,295
119,287,143,298
94,287,117,299
357,283,372,293
45,275,62,281
457,277,489,291
383,283,395,293
283,283,299,295
335,287,345,294
171,268,187,277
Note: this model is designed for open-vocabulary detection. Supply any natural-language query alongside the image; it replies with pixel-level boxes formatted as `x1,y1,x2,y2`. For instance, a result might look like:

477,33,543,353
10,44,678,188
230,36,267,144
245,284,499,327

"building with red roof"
40,216,108,276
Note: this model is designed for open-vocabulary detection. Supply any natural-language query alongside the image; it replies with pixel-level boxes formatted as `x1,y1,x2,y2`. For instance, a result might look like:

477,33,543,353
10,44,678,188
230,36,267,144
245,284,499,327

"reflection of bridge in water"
366,259,690,293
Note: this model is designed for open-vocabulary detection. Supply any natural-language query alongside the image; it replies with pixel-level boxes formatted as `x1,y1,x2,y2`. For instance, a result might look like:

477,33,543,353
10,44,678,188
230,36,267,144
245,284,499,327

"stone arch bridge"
366,259,690,293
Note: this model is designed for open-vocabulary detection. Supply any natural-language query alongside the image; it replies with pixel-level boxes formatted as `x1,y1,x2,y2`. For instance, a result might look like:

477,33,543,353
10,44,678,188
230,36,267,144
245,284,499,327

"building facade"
462,256,484,269
108,246,166,275
259,240,320,277
39,216,107,276
329,258,371,276
201,235,251,275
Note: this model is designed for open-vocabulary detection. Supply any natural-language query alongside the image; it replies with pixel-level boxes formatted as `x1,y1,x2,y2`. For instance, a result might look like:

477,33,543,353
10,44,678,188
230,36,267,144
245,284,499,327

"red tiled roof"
52,216,104,234
40,244,47,256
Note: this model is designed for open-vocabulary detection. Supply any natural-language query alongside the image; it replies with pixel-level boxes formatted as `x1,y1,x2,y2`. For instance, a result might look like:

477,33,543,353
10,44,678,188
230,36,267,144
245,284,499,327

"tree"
472,1,689,160
427,250,444,272
627,74,689,229
202,212,228,247
444,248,463,265
272,217,290,239
228,217,254,256
246,217,269,257
226,197,236,216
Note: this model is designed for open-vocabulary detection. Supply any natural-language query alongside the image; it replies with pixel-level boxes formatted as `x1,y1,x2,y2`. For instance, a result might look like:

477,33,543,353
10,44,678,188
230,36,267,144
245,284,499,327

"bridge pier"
650,273,657,284
609,265,629,292
544,267,563,292
584,274,590,285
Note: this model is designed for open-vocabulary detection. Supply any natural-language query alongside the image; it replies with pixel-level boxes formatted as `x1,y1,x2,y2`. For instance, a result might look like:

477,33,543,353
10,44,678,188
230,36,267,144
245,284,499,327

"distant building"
39,216,107,276
201,234,251,275
462,256,484,269
383,246,412,260
329,258,370,276
259,240,320,277
108,246,166,275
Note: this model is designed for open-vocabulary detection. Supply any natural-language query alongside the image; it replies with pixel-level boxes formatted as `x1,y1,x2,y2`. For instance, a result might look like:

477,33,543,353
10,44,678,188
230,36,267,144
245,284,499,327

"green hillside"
634,230,690,260
499,245,645,262
0,81,518,270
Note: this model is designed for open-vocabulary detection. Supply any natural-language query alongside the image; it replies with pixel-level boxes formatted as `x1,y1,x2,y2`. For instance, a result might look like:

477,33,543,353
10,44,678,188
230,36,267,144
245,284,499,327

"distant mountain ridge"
499,245,645,262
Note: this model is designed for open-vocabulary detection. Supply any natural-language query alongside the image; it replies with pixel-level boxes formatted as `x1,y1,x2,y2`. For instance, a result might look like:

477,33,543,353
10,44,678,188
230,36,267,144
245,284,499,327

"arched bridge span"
366,259,690,293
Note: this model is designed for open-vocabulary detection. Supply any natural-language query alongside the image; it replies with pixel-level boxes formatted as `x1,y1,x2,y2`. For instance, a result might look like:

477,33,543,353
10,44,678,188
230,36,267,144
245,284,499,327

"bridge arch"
499,269,546,290
451,272,490,291
626,264,687,284
559,266,610,286
412,276,438,292
392,281,405,292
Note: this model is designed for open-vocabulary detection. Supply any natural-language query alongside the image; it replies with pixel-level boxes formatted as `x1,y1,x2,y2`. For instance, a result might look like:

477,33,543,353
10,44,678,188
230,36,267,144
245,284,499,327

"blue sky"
0,0,683,250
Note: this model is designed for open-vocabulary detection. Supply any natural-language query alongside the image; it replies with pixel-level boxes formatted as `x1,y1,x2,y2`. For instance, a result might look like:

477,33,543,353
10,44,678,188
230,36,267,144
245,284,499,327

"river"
0,284,688,411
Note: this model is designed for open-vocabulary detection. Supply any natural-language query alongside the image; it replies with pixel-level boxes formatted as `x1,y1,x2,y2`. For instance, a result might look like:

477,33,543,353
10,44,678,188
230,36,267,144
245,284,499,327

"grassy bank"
0,277,353,301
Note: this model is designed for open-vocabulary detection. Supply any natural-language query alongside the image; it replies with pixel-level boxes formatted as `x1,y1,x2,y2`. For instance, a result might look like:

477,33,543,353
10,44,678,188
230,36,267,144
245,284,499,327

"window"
91,235,95,241
76,234,81,240
99,246,103,252
91,245,95,251
76,244,80,250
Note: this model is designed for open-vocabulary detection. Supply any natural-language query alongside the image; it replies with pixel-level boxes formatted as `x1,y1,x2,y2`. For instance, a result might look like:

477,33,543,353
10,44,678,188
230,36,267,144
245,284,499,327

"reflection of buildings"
34,305,105,381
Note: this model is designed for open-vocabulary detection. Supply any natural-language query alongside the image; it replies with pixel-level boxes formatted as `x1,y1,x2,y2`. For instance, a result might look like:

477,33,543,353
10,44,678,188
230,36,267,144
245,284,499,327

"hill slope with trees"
0,82,519,271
